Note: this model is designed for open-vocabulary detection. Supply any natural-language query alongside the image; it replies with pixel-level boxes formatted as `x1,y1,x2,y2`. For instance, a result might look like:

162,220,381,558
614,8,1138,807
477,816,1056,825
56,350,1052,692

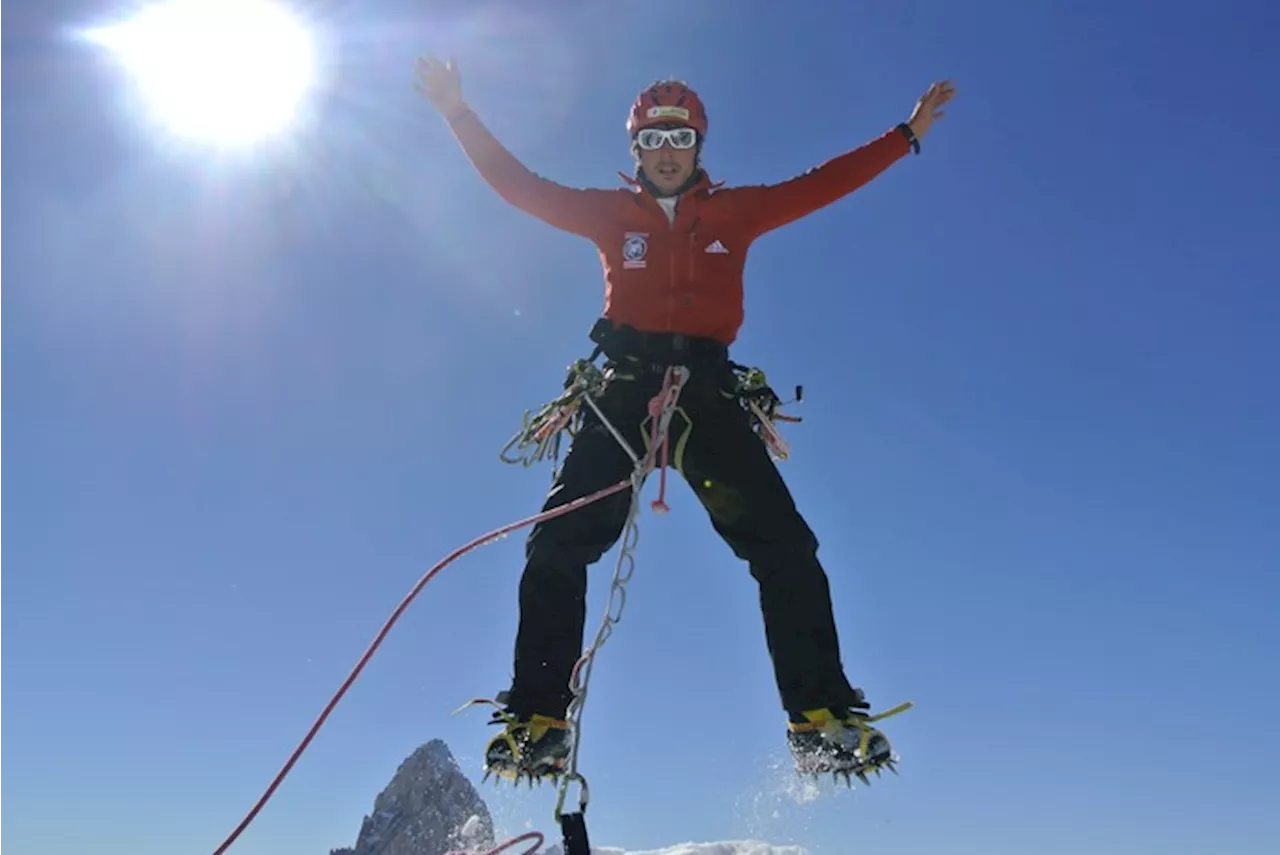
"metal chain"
553,366,690,820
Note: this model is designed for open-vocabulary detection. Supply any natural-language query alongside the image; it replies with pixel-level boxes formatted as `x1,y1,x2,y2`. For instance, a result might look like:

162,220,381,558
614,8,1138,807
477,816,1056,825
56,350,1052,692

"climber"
414,55,955,784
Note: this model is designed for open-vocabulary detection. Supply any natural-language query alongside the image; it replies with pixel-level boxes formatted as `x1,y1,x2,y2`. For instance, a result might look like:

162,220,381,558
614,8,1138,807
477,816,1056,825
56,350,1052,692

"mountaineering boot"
482,708,573,786
786,705,898,785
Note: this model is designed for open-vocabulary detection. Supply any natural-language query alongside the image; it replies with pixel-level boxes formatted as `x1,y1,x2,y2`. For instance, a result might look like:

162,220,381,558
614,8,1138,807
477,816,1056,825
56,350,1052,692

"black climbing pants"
505,328,863,721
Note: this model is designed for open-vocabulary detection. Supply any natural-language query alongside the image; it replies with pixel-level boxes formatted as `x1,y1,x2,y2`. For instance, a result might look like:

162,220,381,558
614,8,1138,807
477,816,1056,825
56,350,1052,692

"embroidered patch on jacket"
623,232,649,269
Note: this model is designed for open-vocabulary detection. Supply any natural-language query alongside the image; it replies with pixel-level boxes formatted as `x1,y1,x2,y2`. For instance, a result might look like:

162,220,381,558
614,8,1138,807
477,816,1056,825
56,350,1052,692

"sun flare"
87,0,317,146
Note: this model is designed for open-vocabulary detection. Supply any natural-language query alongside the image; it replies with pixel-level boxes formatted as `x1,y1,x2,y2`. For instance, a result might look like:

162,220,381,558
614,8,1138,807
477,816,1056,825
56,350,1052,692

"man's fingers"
920,82,956,115
417,54,452,75
925,79,955,101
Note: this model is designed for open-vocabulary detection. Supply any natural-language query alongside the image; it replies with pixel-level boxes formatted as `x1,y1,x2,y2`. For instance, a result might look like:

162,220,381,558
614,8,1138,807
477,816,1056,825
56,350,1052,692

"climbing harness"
500,353,801,474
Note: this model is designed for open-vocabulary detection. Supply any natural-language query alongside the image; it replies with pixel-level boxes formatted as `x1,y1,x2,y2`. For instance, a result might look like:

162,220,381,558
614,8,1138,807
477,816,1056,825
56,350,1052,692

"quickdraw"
499,358,608,470
728,363,803,462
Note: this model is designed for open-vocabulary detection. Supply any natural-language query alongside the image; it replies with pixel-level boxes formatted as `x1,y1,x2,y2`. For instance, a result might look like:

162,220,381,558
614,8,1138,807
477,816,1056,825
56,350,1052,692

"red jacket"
444,106,911,346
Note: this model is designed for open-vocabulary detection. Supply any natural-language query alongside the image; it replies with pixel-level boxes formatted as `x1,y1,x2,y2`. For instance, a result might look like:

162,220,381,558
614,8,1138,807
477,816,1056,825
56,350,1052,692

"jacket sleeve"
444,105,613,238
736,126,914,237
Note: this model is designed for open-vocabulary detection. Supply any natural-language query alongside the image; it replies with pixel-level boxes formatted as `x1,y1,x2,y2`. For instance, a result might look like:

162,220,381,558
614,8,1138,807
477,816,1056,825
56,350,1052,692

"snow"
592,844,807,855
459,814,485,840
543,843,807,855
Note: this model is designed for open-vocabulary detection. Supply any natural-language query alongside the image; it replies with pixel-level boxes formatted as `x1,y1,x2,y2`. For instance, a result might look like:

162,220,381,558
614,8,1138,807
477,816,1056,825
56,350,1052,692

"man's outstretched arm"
418,55,611,238
736,79,956,237
443,104,613,238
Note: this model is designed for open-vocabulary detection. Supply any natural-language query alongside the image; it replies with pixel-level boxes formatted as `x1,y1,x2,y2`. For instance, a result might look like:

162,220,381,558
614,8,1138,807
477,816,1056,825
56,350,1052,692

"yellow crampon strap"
452,697,570,782
866,700,915,722
787,700,915,768
786,700,915,732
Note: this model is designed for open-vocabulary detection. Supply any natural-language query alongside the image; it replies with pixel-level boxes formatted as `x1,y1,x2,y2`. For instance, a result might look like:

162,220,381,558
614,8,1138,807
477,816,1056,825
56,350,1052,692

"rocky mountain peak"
329,738,494,855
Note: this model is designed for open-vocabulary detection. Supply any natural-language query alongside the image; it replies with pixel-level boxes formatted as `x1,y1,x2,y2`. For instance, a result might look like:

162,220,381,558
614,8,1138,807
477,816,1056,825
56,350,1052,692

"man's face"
635,124,699,195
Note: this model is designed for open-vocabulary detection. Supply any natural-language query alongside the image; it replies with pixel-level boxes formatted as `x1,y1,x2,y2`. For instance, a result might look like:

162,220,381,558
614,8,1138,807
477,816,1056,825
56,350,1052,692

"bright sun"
87,0,317,146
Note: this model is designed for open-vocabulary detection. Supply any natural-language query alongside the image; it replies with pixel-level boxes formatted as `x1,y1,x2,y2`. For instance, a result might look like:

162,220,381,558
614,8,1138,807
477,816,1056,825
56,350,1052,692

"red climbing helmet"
626,80,708,138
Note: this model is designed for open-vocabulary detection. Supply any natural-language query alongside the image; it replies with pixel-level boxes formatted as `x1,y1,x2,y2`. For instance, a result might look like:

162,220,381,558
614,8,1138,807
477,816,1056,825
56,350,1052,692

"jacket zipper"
666,204,677,331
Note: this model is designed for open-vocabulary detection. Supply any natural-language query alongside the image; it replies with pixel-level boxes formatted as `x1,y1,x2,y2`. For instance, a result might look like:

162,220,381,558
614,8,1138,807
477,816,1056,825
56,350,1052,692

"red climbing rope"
445,830,545,855
211,478,633,855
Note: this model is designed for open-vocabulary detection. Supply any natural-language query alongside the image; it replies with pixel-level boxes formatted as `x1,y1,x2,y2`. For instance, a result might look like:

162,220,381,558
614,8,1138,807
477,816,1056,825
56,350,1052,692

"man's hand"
907,79,956,141
415,54,464,116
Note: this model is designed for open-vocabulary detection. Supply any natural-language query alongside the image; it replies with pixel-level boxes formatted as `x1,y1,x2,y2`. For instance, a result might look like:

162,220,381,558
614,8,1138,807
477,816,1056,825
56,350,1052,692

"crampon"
787,700,913,787
458,698,574,789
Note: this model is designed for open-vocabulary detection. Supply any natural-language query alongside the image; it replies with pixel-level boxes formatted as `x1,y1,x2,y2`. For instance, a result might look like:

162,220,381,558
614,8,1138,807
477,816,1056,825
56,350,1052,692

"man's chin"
652,174,687,193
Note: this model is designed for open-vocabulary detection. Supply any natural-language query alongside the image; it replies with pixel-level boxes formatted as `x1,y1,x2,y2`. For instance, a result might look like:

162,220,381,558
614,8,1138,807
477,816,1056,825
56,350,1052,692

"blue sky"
4,0,1279,853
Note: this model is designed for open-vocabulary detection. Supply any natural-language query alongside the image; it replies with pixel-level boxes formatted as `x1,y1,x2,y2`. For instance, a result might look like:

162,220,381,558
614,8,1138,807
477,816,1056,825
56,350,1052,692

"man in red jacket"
417,56,955,785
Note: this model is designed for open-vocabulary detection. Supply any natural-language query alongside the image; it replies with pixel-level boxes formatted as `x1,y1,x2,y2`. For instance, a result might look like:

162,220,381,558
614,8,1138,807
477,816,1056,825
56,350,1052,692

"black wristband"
896,122,920,155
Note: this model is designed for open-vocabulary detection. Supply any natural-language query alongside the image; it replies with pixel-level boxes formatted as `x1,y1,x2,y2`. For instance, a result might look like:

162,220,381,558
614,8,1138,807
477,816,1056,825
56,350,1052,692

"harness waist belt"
588,318,729,368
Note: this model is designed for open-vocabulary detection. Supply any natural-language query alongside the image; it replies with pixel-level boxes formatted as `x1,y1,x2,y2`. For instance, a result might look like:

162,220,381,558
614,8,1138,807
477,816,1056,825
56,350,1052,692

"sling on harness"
500,318,804,472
